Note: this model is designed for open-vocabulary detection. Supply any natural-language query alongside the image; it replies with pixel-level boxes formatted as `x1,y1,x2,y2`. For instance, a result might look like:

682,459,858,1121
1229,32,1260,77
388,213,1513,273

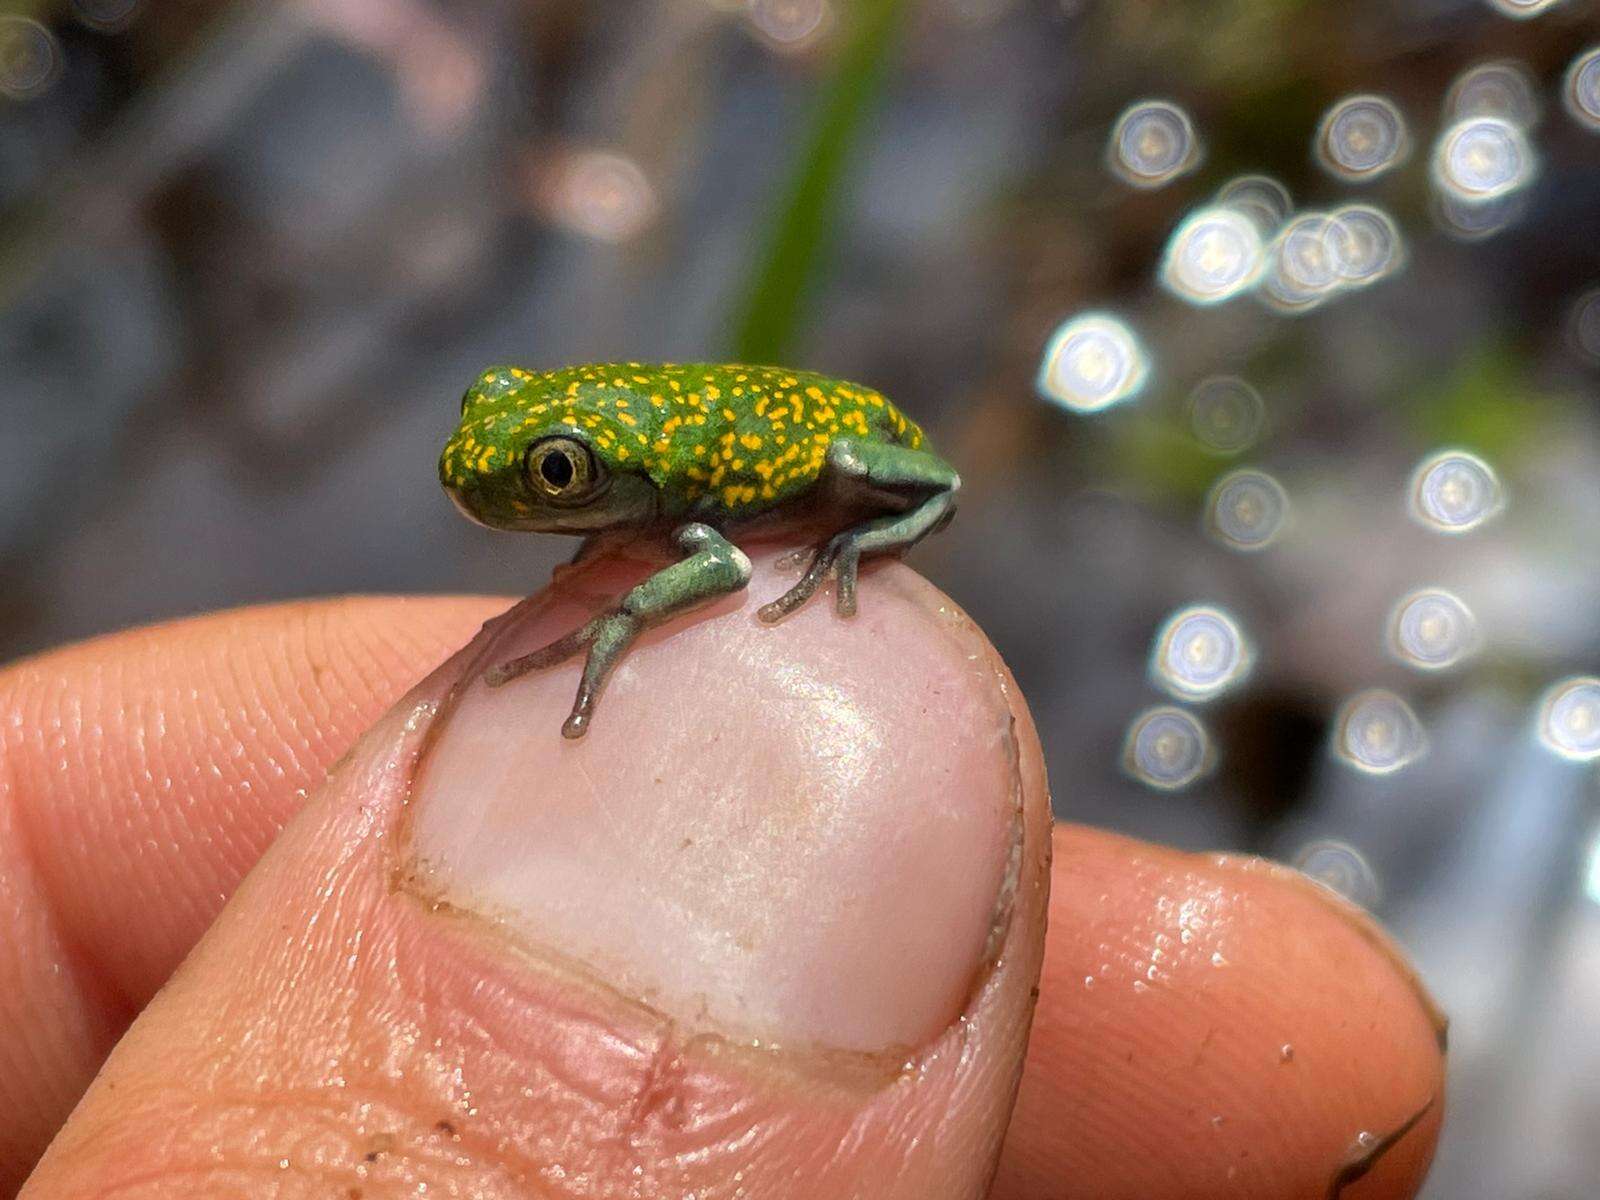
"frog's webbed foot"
758,439,958,624
486,523,751,739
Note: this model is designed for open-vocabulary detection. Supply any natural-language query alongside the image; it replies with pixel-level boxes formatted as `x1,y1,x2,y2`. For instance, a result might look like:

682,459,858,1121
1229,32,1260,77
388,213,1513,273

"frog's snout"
442,480,493,529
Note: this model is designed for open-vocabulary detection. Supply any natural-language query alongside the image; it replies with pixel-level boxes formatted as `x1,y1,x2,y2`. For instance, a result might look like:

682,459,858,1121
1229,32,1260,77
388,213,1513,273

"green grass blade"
730,0,904,364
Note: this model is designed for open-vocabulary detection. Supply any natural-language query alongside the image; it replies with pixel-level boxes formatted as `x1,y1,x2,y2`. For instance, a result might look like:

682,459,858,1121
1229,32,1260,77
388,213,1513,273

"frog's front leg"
487,523,752,738
757,439,959,623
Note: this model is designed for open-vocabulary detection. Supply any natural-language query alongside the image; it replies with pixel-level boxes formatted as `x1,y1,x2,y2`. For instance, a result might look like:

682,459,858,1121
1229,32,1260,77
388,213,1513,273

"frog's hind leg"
487,523,751,738
758,439,959,623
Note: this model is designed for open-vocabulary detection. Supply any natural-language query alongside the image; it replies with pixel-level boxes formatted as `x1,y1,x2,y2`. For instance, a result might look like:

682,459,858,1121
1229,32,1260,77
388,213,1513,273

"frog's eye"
525,436,601,504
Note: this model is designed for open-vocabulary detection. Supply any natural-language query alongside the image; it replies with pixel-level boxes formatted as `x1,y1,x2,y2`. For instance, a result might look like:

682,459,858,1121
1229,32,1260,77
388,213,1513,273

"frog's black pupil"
540,449,575,489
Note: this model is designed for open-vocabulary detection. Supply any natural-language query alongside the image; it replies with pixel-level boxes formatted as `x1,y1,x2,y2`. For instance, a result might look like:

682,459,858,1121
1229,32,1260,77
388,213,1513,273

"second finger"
993,825,1447,1200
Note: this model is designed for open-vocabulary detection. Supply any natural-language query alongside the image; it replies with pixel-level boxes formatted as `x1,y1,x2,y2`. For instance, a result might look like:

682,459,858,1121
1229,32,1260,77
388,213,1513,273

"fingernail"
407,547,1021,1053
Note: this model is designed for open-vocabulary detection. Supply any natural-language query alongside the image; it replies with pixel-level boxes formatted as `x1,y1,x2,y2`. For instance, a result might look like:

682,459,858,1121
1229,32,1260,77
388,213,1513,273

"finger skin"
21,552,1054,1199
0,597,506,1193
1,593,1446,1198
991,826,1445,1200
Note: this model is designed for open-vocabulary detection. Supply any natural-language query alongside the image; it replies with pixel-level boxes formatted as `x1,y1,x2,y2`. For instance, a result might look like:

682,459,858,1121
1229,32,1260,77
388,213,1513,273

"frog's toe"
834,544,861,617
758,535,856,622
758,553,830,622
774,545,815,572
756,593,802,624
485,620,598,686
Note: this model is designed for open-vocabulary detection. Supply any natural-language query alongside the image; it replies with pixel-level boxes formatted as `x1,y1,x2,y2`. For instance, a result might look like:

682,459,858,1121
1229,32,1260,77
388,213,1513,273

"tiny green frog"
440,362,959,738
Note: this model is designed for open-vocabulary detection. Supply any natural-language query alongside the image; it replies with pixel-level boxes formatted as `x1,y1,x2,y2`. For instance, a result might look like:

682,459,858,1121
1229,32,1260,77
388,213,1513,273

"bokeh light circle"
1433,189,1527,241
1292,840,1381,909
0,16,60,100
1486,0,1563,18
1215,174,1292,236
1187,376,1265,454
746,0,833,50
1387,588,1479,670
1123,706,1214,790
1036,312,1149,413
1565,47,1600,130
1326,205,1404,285
543,149,658,242
1205,470,1290,552
70,0,140,32
1108,99,1201,187
1160,207,1265,304
1152,605,1251,701
1316,95,1408,180
1334,690,1428,775
1568,288,1600,363
1432,117,1536,202
1446,60,1541,128
1538,678,1600,762
1259,213,1342,313
1408,449,1503,533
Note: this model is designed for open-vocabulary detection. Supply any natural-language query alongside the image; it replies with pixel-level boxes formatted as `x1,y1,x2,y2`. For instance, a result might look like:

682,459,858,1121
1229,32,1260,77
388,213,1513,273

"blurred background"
3,0,1599,1193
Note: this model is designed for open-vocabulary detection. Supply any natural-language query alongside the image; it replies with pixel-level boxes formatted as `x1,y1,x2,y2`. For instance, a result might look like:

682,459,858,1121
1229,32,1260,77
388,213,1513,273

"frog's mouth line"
443,485,488,528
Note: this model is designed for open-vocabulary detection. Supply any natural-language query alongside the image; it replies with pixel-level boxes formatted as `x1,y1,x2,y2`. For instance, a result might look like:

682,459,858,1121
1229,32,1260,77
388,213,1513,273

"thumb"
22,544,1050,1199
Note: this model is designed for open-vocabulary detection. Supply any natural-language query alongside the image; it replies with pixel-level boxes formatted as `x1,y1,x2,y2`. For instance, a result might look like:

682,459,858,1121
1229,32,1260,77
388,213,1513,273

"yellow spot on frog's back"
739,432,763,450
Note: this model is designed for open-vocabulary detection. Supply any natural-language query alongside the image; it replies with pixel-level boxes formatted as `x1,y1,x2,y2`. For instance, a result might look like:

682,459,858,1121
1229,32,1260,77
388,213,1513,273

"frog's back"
656,363,925,519
549,362,927,521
